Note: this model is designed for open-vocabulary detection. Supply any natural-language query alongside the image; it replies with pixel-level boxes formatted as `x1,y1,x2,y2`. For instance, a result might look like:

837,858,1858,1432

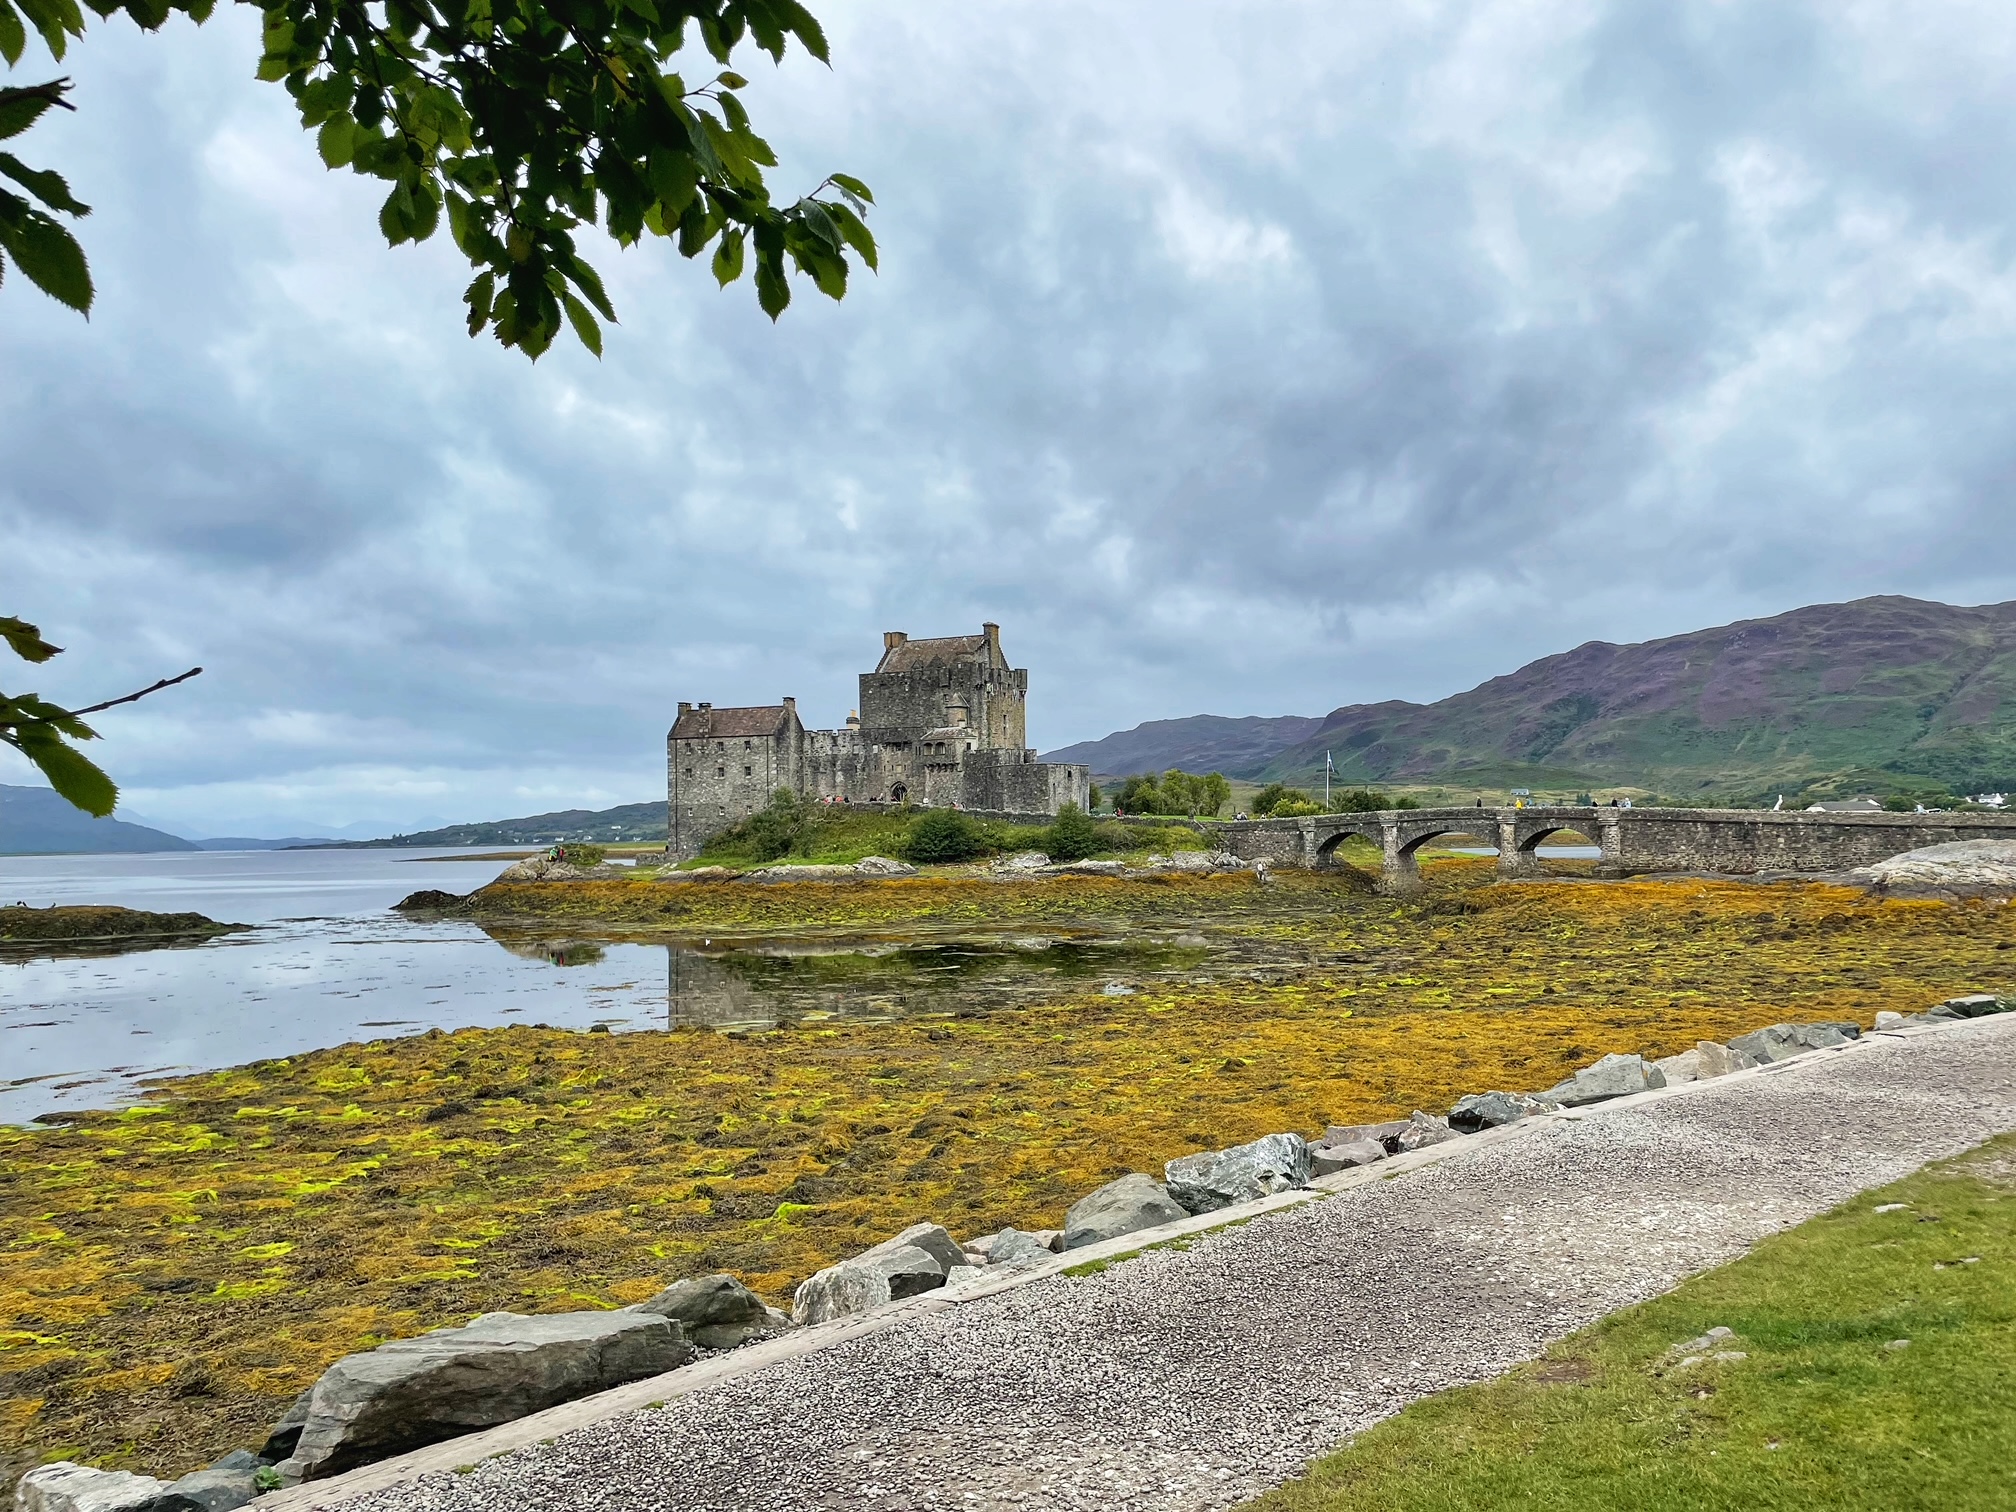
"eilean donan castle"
667,624,1091,858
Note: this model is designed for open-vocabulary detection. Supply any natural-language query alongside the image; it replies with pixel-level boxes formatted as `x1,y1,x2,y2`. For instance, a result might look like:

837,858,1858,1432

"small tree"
1115,773,1168,815
1088,783,1103,813
1248,782,1301,818
1197,772,1231,818
900,808,985,864
1045,802,1102,862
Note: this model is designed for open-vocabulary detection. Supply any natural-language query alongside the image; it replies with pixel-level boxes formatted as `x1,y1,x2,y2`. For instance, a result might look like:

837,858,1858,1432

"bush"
1045,802,1102,862
1116,769,1230,817
552,842,606,867
899,808,987,864
701,789,812,862
1249,783,1308,818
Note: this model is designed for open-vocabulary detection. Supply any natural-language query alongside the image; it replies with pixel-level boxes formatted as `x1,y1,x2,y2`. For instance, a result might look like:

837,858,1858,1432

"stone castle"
667,623,1092,858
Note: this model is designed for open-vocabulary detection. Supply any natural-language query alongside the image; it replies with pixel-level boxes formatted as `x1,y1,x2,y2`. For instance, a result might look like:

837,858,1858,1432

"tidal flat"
4,863,2012,1486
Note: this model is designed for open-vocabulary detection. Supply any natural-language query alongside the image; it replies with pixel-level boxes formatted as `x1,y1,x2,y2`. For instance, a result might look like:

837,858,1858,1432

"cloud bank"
6,0,2016,834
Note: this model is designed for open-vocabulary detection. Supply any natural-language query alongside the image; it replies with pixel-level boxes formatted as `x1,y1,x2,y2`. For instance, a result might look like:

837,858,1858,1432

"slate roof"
877,633,997,674
670,705,792,740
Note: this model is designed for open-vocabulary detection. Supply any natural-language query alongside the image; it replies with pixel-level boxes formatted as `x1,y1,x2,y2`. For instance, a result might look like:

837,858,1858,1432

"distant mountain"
315,800,665,848
1042,715,1327,781
1049,597,2016,804
1262,596,2016,801
0,784,201,854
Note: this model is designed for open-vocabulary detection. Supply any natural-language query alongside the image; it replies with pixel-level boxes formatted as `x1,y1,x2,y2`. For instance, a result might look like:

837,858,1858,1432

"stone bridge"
1214,805,2016,894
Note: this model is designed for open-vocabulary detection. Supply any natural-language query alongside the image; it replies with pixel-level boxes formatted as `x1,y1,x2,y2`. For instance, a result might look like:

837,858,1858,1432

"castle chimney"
782,696,797,720
884,631,908,651
982,622,1000,653
677,701,692,715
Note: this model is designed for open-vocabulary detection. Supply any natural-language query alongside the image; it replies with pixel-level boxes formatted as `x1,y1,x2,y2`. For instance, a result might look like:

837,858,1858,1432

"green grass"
1252,1134,2016,1512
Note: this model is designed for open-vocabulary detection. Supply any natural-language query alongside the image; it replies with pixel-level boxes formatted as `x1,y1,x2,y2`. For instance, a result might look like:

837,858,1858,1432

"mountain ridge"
1044,596,2016,802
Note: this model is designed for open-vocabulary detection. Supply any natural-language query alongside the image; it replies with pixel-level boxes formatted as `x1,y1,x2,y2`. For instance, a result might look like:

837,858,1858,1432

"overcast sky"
6,0,2016,836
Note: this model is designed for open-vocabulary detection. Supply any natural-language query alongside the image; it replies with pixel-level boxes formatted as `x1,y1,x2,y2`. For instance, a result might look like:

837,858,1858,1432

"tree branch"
15,666,204,724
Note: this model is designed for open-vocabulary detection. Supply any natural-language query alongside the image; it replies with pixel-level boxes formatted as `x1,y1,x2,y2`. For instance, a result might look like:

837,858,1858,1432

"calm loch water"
0,849,1209,1123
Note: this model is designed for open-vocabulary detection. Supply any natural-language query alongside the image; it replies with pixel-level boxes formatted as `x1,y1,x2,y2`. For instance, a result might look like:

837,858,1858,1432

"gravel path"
352,1018,2016,1512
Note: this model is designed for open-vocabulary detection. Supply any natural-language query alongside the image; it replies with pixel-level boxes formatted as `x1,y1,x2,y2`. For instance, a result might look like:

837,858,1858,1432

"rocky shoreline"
24,986,2013,1512
0,904,246,951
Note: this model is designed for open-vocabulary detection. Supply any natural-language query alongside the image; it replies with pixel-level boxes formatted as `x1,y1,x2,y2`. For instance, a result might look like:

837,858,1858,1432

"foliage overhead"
1,0,874,357
0,616,197,817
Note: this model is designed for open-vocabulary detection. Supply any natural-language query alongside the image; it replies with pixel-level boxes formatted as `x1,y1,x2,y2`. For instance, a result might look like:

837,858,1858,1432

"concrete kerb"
255,1017,1960,1511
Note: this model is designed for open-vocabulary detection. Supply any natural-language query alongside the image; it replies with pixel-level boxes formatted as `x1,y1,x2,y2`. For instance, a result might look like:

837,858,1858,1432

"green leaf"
559,289,602,355
754,253,789,319
0,80,67,140
716,70,746,89
0,615,60,663
0,200,91,311
0,3,26,67
317,116,357,168
14,723,116,816
827,172,873,205
0,151,87,213
710,225,743,285
799,198,840,251
827,200,876,270
13,0,73,61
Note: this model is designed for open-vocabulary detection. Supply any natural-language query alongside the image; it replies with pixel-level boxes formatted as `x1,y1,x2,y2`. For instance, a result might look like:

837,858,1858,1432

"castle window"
716,766,726,777
743,765,752,776
683,767,693,777
744,740,751,749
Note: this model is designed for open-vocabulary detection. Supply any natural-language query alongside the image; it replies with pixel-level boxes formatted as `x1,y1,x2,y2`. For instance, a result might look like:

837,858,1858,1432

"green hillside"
317,800,664,848
1264,596,2016,803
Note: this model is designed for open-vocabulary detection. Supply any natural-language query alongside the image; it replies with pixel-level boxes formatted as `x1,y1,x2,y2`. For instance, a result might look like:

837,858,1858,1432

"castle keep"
667,624,1091,858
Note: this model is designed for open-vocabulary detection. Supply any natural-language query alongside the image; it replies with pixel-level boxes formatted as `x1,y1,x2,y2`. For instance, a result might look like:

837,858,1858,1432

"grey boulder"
1447,1090,1559,1132
12,1464,193,1512
1323,1119,1410,1151
256,1388,313,1464
1395,1111,1460,1152
1653,1049,1701,1085
1163,1132,1312,1215
791,1244,945,1325
1310,1138,1387,1175
1930,993,2011,1019
1694,1040,1745,1078
978,1227,1056,1266
1726,1021,1860,1065
863,1222,966,1272
1547,1052,1666,1106
853,855,918,877
1062,1172,1189,1250
276,1308,691,1481
159,1468,258,1512
632,1273,781,1350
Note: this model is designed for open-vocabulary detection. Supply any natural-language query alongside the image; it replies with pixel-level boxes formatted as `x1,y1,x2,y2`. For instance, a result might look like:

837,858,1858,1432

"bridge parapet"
1218,805,2016,894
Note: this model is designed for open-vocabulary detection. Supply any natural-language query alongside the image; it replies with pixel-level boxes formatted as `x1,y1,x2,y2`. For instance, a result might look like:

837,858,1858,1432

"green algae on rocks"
0,904,246,952
5,867,2014,1491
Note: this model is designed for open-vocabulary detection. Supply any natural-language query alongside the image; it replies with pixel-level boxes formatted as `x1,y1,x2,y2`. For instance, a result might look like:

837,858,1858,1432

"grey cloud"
5,0,2016,832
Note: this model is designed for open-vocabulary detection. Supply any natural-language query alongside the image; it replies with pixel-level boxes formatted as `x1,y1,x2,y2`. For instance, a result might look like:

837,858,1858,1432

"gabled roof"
876,629,1004,674
670,704,792,740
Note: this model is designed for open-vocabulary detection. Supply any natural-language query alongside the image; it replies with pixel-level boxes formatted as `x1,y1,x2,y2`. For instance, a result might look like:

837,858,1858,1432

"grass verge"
1252,1134,2016,1512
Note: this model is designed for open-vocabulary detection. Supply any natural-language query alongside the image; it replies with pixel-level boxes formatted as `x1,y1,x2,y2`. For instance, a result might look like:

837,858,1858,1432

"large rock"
1062,1173,1189,1250
1694,1040,1745,1078
864,1222,966,1272
1547,1052,1666,1107
746,864,861,883
1447,1090,1559,1132
977,1228,1055,1266
276,1309,691,1481
1726,1021,1861,1065
791,1243,946,1324
853,855,918,877
13,1464,190,1512
1395,1111,1460,1152
1855,840,2016,897
496,857,596,882
992,851,1051,873
632,1273,782,1350
158,1468,257,1512
1323,1119,1411,1151
1310,1138,1386,1175
1929,993,2012,1019
1653,1049,1701,1085
1164,1132,1311,1214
